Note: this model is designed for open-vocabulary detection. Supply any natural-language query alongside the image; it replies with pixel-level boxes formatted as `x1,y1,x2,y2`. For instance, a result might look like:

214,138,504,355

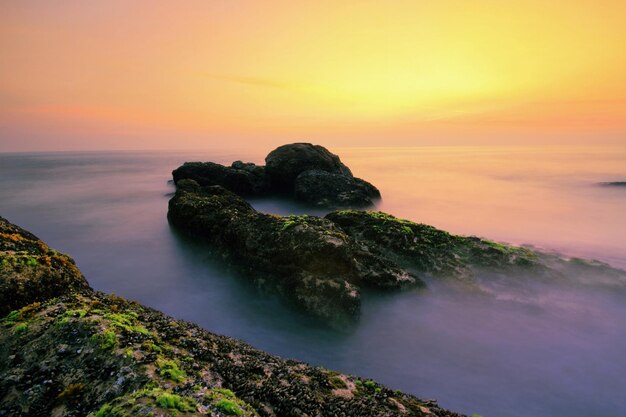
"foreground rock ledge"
0,216,465,417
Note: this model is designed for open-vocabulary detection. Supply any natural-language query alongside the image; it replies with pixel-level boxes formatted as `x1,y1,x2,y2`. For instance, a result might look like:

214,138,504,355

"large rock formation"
168,180,415,324
168,180,626,324
0,217,465,417
172,143,380,208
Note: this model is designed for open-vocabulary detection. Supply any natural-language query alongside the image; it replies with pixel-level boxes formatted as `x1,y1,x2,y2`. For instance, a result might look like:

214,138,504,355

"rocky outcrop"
172,161,270,196
264,143,353,190
172,143,380,208
168,180,417,324
0,217,465,417
325,210,541,280
0,216,90,316
168,183,626,322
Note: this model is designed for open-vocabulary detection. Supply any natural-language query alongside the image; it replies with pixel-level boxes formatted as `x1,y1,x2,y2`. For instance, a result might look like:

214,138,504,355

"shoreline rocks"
168,179,626,323
0,216,465,417
172,143,380,208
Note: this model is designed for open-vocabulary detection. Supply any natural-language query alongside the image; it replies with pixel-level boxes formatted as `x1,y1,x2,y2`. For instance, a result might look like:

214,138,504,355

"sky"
1,0,625,151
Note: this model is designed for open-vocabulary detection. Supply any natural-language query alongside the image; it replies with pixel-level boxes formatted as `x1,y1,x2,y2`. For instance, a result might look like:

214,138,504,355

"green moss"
156,358,186,382
144,342,162,353
26,256,38,267
329,375,347,389
156,393,195,412
205,388,257,416
104,312,150,335
215,399,243,416
363,380,376,390
3,310,20,325
92,330,118,350
14,322,28,334
214,388,235,398
93,404,113,417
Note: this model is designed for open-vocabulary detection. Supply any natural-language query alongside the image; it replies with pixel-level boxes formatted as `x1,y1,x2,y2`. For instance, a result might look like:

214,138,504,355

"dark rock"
325,210,626,287
325,210,542,281
172,143,381,209
294,170,381,208
0,218,465,417
167,180,417,323
265,143,353,191
172,161,270,196
599,181,626,187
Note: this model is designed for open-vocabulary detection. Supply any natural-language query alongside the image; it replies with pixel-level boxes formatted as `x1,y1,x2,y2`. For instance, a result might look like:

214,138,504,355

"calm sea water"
1,146,625,417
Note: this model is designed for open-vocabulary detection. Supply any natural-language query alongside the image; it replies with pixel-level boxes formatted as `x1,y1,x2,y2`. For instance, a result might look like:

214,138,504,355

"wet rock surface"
172,143,380,208
0,217,465,417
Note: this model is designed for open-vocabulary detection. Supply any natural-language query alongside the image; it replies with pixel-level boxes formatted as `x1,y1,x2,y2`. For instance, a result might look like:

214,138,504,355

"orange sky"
1,0,625,151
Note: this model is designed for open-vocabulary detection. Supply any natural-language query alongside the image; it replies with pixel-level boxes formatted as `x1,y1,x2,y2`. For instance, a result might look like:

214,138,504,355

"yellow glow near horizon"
1,1,625,150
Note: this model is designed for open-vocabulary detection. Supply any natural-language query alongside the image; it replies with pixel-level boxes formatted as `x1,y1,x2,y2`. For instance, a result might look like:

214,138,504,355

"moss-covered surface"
0,216,90,316
0,217,465,417
168,181,418,323
326,210,541,280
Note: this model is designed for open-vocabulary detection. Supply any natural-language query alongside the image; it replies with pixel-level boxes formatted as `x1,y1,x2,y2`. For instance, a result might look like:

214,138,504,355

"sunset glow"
1,0,625,150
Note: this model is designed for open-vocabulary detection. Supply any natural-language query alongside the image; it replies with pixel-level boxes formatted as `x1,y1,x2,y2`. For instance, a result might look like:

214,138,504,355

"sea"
1,145,625,417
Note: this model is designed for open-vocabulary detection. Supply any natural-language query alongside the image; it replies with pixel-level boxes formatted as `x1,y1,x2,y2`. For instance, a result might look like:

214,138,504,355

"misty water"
1,146,625,417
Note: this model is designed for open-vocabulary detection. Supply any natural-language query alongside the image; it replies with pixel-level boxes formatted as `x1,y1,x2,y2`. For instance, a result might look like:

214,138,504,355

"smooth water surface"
1,146,625,417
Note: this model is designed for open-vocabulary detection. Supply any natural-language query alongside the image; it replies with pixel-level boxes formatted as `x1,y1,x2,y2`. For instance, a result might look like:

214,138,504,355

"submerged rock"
172,143,381,208
0,217,465,417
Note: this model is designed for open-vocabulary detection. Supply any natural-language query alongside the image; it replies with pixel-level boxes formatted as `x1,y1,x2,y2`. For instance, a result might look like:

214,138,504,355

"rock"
172,161,270,196
325,210,626,287
265,143,353,191
0,216,90,316
325,210,543,280
172,143,381,209
599,181,626,187
0,218,466,417
167,180,418,323
294,170,381,208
